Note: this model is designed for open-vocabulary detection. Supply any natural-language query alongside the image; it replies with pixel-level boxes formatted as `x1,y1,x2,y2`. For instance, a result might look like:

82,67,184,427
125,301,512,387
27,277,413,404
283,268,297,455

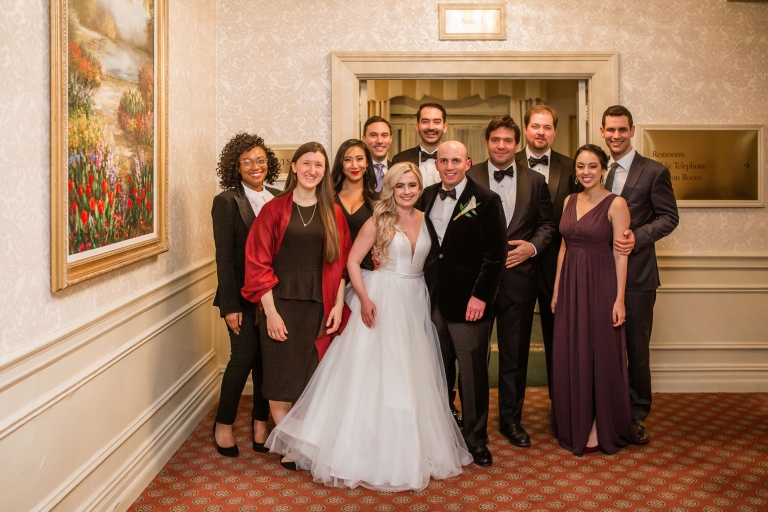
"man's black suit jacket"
392,147,421,167
211,184,282,316
421,177,507,323
467,160,557,304
605,152,679,291
515,149,578,293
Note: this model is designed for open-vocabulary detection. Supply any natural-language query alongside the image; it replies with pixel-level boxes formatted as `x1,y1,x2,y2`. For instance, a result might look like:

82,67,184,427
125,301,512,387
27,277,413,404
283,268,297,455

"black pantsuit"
216,309,270,423
212,184,280,426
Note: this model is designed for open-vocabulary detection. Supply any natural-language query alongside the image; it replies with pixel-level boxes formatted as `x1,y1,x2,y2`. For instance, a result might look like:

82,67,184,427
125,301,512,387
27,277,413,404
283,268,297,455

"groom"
421,141,507,467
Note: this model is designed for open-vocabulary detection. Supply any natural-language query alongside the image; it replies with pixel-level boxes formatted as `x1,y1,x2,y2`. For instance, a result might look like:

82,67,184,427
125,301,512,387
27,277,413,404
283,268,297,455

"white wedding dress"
266,218,472,491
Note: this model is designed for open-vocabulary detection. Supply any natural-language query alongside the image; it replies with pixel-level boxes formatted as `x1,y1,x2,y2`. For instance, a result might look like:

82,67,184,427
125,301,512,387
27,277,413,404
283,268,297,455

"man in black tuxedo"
514,105,579,395
392,102,447,188
601,105,679,442
468,116,556,448
421,140,507,467
361,116,393,192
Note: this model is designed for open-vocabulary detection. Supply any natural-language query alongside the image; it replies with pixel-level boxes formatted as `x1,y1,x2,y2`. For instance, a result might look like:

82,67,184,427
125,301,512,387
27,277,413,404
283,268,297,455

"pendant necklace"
296,202,317,227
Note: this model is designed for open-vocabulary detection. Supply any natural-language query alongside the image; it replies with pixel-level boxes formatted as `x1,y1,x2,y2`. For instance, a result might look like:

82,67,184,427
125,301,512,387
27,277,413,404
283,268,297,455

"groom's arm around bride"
420,141,507,467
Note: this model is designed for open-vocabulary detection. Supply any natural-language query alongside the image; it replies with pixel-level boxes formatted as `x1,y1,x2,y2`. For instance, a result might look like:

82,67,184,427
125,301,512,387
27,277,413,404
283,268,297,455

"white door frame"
331,51,618,157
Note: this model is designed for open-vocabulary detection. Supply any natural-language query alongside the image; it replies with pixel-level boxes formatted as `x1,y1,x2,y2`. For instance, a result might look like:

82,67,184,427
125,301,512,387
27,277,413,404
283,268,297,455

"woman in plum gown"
550,144,642,456
266,162,472,491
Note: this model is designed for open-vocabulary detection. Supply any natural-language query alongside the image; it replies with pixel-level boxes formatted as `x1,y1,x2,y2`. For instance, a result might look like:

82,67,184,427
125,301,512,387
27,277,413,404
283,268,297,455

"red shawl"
241,192,352,360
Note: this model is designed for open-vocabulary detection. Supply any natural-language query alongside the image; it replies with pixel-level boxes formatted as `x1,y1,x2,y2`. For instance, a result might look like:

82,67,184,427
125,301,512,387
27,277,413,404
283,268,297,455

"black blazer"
515,149,579,291
421,177,507,322
392,147,421,167
467,160,557,303
211,184,282,316
605,152,679,291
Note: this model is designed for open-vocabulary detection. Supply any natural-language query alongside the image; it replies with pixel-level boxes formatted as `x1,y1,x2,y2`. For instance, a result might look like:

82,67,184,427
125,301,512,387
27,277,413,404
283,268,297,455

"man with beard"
392,103,448,187
361,116,393,193
513,105,579,396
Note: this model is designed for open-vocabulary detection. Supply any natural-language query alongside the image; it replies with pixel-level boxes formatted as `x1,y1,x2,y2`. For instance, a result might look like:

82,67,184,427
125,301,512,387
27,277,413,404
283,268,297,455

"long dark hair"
280,142,340,264
331,139,377,206
216,132,280,189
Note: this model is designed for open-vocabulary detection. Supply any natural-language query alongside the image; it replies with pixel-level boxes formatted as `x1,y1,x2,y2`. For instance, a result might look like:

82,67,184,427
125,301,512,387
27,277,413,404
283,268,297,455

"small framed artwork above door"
330,52,618,159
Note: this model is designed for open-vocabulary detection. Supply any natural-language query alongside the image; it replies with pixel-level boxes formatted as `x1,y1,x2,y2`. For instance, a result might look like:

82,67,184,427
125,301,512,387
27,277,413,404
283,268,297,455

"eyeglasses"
240,158,267,168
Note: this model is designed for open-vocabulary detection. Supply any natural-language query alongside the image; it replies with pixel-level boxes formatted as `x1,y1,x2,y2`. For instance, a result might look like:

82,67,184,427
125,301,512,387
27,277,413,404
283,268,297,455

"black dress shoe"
253,422,269,453
212,422,239,457
280,458,298,471
500,422,531,448
469,445,493,467
633,420,650,444
450,405,463,428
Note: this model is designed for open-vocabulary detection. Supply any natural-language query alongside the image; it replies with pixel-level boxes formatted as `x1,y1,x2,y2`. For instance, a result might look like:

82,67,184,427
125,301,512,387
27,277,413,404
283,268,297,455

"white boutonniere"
453,195,481,221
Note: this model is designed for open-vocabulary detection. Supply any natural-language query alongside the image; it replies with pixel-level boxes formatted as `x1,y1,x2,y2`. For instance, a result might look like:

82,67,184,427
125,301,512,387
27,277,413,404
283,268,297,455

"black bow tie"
528,155,549,168
438,188,456,200
420,150,437,162
493,166,514,182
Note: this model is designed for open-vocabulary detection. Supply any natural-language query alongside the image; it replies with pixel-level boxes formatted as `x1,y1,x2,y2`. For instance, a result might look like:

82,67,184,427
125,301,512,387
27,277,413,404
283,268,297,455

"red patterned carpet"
134,389,768,511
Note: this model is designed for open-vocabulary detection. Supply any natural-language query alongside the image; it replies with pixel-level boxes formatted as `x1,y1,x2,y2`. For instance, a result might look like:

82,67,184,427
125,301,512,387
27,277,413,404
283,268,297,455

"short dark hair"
485,115,521,144
524,104,559,129
416,103,447,123
363,116,392,136
602,105,634,128
574,144,610,170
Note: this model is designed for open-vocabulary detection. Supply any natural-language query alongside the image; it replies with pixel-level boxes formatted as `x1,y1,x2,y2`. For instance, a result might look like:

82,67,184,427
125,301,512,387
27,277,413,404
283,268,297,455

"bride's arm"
347,218,377,327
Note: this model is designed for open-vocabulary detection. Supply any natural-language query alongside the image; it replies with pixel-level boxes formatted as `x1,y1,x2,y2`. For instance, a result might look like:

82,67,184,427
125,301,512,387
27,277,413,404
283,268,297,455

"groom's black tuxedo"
421,176,506,449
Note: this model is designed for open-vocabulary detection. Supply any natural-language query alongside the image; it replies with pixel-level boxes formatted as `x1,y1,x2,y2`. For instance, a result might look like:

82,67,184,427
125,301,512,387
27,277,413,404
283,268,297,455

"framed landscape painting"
50,0,168,291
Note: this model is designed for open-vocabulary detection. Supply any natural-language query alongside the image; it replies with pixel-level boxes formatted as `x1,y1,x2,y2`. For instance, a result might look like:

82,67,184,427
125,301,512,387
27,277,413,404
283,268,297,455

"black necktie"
493,166,514,183
528,155,549,168
420,150,437,162
438,188,456,200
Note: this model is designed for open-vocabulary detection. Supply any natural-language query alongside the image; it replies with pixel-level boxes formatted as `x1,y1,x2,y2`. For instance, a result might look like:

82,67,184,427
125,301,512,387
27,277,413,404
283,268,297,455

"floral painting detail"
66,0,155,256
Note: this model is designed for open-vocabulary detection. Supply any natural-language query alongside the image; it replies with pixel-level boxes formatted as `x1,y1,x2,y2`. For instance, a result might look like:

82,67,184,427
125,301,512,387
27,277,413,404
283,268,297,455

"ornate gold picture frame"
50,0,168,291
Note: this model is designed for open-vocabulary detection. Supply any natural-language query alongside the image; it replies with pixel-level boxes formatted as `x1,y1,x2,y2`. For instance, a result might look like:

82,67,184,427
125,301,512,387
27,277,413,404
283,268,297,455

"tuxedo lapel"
233,185,256,229
506,167,529,233
548,152,562,201
621,153,646,197
422,185,441,247
476,160,491,188
442,179,477,245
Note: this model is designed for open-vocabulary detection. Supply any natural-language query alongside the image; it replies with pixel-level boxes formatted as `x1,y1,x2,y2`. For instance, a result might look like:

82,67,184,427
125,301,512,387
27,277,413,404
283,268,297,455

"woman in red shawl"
242,142,351,470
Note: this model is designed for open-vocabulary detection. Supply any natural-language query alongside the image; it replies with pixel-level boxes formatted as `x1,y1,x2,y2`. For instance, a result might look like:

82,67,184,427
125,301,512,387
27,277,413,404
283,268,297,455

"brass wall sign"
438,3,507,40
636,125,763,208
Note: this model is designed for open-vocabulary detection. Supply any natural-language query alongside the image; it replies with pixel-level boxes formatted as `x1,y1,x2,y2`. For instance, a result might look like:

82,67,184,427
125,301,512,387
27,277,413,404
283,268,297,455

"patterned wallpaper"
0,0,217,357
217,0,768,254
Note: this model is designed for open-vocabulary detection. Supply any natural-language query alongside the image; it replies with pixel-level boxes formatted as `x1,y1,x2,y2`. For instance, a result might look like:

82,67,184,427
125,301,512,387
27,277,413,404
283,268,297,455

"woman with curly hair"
265,163,472,491
211,132,282,457
331,139,378,270
242,142,352,470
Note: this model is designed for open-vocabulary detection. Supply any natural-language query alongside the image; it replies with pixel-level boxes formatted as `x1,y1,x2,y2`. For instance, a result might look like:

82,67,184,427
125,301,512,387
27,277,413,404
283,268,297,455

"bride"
265,162,472,491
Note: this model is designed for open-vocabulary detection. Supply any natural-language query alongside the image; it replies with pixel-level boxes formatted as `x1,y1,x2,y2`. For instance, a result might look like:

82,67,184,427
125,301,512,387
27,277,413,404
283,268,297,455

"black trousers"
495,286,537,426
535,267,556,395
625,290,656,421
432,306,492,449
215,309,270,424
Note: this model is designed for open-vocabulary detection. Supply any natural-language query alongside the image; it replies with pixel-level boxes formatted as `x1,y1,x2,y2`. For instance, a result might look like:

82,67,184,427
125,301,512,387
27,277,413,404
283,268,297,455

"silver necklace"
296,202,317,227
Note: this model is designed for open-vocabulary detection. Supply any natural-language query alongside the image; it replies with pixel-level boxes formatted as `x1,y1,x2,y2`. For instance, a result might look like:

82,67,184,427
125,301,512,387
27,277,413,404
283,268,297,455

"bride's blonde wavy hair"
372,162,423,264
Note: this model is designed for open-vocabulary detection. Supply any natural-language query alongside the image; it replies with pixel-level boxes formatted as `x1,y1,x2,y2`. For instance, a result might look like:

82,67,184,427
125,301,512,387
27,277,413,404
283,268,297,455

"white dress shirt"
526,147,552,184
419,145,440,188
242,185,274,217
487,161,517,227
429,177,467,245
608,148,636,195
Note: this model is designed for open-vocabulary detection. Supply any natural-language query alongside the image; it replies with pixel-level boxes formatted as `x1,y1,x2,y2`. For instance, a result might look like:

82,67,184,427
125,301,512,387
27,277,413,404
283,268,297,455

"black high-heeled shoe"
212,422,239,457
252,420,269,453
280,457,298,471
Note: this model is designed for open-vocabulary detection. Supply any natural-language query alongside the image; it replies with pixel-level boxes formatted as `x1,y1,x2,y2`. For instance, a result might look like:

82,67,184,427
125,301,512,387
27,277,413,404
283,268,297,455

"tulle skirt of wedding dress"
266,269,472,492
